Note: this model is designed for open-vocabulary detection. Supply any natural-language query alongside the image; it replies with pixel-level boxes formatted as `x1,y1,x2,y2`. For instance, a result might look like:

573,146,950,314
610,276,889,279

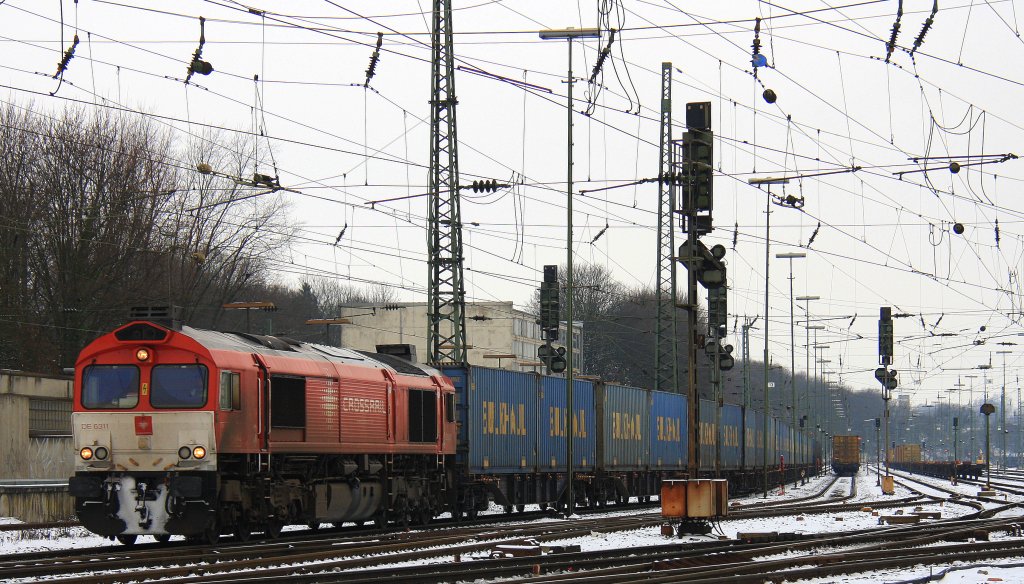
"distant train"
69,308,822,544
831,435,861,475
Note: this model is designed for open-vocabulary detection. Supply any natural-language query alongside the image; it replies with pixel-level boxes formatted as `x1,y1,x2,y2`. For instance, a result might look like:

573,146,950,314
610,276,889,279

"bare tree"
24,108,174,368
0,105,298,372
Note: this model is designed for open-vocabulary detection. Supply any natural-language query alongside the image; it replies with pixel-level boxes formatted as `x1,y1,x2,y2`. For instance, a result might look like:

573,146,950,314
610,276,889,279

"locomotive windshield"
81,365,139,409
151,364,209,408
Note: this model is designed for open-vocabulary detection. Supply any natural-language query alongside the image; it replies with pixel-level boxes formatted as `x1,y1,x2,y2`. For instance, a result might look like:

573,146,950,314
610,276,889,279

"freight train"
831,434,861,475
69,310,821,544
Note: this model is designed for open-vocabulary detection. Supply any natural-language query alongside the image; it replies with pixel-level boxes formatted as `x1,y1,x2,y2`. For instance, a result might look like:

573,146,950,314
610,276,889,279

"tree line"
0,104,379,372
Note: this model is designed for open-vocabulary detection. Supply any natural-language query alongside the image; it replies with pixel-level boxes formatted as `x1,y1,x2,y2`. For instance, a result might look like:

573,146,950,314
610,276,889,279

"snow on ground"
4,469,1024,584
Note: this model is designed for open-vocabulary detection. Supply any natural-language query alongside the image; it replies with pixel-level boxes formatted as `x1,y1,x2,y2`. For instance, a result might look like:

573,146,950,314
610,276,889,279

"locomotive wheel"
418,507,432,526
374,514,386,529
265,520,282,539
516,504,526,513
466,505,478,520
116,534,137,546
199,526,220,545
502,505,513,514
235,521,252,542
153,534,171,544
307,521,320,531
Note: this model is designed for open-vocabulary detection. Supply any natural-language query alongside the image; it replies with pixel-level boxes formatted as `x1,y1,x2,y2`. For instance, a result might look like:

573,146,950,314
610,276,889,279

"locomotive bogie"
70,471,216,537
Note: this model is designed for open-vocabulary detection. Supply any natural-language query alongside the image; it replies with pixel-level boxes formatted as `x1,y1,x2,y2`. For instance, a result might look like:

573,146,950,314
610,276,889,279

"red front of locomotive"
69,321,221,542
69,317,459,543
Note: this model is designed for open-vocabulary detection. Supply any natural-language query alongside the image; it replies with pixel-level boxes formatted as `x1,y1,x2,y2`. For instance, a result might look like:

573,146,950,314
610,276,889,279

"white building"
323,301,582,372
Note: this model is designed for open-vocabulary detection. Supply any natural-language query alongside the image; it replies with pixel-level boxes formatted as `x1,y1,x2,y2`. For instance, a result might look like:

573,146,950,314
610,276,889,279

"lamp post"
965,374,978,462
796,297,820,428
874,417,881,485
776,252,806,466
539,26,600,517
981,403,996,489
997,350,1012,471
749,176,790,498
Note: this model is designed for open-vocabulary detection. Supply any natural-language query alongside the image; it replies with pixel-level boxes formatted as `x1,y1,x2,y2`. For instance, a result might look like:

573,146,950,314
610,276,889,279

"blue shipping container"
720,404,743,470
698,399,714,472
539,376,596,472
599,383,649,471
649,390,686,471
744,407,759,469
444,365,538,475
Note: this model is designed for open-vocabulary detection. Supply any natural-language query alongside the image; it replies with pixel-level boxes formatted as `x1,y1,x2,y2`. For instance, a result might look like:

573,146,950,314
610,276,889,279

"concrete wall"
0,371,73,480
0,394,30,478
0,370,73,399
0,481,74,523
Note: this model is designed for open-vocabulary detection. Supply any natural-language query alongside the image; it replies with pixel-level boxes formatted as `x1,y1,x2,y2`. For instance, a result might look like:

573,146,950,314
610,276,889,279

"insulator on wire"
185,17,213,84
365,32,383,87
885,0,903,63
53,34,80,79
911,0,938,56
589,29,616,83
469,179,502,193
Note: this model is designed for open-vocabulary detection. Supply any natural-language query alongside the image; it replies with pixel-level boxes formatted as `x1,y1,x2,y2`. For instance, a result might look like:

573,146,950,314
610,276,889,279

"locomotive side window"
270,375,306,428
408,389,437,443
151,364,209,408
445,393,455,423
82,365,139,409
219,371,240,410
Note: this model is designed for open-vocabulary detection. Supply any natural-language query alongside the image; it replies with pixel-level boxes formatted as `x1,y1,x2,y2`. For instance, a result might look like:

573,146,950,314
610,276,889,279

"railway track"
0,472,954,583
48,511,1020,584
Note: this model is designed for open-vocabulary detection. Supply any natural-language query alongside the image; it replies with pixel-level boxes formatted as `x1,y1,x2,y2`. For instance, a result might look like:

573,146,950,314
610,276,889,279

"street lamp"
776,251,806,469
997,350,1012,471
539,26,600,517
797,298,820,428
981,402,996,489
749,176,790,498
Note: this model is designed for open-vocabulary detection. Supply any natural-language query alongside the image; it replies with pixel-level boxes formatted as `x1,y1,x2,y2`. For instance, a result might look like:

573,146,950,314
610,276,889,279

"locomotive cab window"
409,389,437,443
219,371,240,410
151,364,208,408
82,365,139,409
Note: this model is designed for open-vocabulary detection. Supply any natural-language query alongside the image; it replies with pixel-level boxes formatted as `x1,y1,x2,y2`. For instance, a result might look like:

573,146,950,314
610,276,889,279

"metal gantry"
427,0,468,365
655,62,678,395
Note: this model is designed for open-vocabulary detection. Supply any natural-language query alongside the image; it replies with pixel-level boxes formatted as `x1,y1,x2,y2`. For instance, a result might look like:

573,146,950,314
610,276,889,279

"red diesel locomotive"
69,309,456,543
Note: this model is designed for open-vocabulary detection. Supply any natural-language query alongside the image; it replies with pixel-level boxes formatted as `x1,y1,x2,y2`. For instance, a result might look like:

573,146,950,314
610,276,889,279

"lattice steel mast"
655,62,678,394
427,0,467,364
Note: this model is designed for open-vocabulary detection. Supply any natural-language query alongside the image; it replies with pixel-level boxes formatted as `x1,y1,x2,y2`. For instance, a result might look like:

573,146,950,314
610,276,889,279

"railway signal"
874,367,898,391
539,265,560,342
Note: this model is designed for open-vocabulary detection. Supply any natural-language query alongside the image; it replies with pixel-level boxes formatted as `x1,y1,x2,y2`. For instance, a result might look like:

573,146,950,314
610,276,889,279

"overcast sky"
2,0,1023,410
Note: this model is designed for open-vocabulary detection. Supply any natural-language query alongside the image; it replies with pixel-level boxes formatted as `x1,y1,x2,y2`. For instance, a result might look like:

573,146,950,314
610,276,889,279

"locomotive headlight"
192,446,207,459
80,447,93,460
135,348,151,362
94,447,109,460
178,446,192,460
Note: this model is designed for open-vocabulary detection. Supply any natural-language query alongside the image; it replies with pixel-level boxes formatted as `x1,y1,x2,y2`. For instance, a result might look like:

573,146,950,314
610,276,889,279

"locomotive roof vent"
360,349,427,376
376,343,417,364
128,306,183,331
230,332,297,352
115,322,169,342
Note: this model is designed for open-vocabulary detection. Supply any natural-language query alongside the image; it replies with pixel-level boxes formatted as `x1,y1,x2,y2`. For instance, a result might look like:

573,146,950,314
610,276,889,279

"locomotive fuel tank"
314,481,385,523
